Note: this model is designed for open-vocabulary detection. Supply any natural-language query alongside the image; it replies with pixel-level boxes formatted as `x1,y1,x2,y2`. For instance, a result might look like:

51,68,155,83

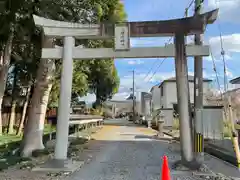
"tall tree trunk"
21,37,55,157
8,100,16,134
8,66,18,134
94,89,101,108
0,30,14,135
16,86,31,136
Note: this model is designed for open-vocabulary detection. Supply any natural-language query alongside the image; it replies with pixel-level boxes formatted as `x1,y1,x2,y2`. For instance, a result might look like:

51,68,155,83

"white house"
151,76,212,112
150,85,161,111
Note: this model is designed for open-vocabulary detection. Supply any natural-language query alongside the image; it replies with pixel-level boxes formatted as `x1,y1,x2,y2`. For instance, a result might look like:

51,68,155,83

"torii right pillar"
173,9,218,170
175,33,195,164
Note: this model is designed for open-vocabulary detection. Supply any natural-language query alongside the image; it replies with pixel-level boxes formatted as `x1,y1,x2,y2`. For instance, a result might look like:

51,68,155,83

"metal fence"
200,107,224,140
161,108,174,127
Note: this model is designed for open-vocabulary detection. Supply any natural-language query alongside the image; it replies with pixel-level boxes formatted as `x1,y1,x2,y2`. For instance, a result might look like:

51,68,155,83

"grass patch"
0,135,21,146
0,124,100,171
0,140,31,171
235,123,240,130
43,124,56,134
173,118,180,130
223,121,231,138
0,124,55,146
0,156,31,171
0,124,56,171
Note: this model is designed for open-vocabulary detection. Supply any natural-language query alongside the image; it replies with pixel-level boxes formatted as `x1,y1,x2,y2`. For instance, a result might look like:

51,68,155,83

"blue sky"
81,0,240,102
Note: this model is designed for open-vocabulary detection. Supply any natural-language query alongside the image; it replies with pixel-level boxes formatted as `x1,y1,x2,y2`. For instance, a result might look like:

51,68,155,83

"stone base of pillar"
147,121,151,128
32,159,84,173
195,152,205,163
171,159,202,171
157,132,164,137
154,134,172,141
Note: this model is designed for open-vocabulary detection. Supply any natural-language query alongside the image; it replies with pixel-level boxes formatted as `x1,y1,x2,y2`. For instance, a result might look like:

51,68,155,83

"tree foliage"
0,0,126,158
46,0,126,106
1,0,126,126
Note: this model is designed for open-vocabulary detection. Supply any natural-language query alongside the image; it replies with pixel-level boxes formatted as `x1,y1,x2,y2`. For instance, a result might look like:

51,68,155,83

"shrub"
173,118,180,130
90,107,103,116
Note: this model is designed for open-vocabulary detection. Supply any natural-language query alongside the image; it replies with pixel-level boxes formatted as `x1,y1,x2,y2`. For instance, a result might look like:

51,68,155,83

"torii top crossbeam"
33,9,218,39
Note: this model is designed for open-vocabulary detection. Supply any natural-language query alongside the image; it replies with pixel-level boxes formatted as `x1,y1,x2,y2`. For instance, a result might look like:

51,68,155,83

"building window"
161,86,164,96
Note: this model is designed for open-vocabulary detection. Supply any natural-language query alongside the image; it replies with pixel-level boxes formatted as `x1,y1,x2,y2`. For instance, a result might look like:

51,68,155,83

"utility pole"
194,0,204,156
132,70,135,122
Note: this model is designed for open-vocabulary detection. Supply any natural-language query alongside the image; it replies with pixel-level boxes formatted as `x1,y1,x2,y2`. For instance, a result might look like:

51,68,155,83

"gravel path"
65,119,196,180
66,124,167,180
1,118,238,180
65,119,240,180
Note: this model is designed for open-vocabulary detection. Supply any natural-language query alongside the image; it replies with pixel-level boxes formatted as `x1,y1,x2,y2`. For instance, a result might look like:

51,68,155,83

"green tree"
1,0,126,157
88,59,120,107
86,0,126,106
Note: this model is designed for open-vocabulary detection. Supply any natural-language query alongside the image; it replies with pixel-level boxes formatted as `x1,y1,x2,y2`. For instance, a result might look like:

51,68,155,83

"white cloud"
206,0,240,23
226,68,234,78
78,93,96,103
204,34,240,61
127,59,144,65
130,37,171,47
111,92,129,100
147,71,176,83
209,34,240,53
130,36,196,48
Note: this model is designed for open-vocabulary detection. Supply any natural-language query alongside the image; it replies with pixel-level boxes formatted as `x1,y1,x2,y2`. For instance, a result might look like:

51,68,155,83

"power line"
145,0,195,83
218,25,228,92
213,0,228,92
146,57,166,82
142,34,173,82
187,0,195,10
210,48,222,96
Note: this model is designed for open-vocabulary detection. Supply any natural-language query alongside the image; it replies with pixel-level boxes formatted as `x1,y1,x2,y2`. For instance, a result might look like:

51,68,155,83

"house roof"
142,92,152,99
126,93,136,100
230,77,240,84
150,84,160,92
158,75,212,88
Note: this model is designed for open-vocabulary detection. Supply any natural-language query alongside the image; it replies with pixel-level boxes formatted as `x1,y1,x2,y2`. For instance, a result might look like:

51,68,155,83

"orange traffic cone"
161,155,171,180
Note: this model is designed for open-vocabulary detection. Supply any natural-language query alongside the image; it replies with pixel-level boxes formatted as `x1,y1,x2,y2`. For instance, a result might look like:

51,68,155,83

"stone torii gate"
32,9,218,171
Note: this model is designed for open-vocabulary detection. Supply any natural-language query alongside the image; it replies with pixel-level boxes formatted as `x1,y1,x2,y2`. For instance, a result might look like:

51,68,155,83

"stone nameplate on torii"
114,22,130,51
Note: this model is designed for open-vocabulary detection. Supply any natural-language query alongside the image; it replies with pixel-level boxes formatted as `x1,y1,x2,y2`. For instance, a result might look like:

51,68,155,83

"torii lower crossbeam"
41,45,209,59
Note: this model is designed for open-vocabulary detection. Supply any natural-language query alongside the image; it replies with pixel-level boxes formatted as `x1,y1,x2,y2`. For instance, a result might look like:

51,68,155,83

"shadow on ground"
65,139,172,180
119,134,154,139
103,119,146,127
66,139,240,180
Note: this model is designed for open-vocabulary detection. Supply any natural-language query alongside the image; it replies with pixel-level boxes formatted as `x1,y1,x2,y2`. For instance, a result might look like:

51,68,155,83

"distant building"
230,77,240,89
105,100,140,116
150,75,212,112
140,92,152,115
126,93,136,100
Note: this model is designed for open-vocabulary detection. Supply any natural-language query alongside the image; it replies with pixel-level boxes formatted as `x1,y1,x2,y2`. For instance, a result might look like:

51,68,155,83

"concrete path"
66,119,240,180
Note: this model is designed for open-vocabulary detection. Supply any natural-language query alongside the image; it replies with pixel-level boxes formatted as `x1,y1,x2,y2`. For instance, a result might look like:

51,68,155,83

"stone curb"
204,143,237,167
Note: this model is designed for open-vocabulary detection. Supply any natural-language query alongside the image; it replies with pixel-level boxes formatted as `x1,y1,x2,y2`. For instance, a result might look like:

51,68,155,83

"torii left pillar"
54,36,75,160
32,36,79,172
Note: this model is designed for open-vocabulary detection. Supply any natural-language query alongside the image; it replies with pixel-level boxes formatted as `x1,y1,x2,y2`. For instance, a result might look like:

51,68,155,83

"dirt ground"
0,126,103,180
